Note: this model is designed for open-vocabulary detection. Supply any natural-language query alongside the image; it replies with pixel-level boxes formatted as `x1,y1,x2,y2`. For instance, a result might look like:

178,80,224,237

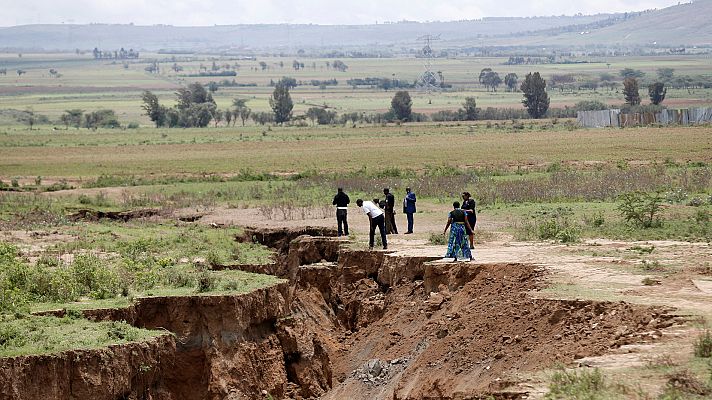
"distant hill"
0,2,709,52
0,14,618,52
489,0,712,47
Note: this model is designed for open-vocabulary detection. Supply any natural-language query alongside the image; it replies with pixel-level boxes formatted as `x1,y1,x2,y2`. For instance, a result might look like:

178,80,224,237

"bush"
70,254,120,300
428,233,448,245
544,368,609,399
618,191,665,228
574,100,609,112
521,207,580,243
196,271,218,293
694,330,712,358
107,321,139,341
0,323,24,349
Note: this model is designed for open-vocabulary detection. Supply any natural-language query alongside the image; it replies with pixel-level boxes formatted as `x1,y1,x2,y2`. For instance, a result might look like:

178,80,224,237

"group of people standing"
333,188,477,262
332,187,417,250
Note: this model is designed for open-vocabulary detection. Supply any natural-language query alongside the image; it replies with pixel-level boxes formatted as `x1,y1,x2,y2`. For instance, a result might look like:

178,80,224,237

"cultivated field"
1,53,711,123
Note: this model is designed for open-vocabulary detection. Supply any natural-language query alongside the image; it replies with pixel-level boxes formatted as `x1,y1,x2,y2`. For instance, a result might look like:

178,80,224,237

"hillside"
0,14,617,52
491,0,712,47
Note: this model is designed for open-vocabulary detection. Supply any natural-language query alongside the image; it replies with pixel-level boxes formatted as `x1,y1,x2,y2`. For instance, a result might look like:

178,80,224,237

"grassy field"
1,53,711,123
1,124,711,178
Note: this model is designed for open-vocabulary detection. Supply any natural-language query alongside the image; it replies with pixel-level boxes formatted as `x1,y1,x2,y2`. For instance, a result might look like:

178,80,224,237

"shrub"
196,271,218,293
583,212,605,227
107,321,139,341
70,254,120,300
521,207,580,243
544,368,609,399
694,330,712,358
428,233,448,245
0,323,24,348
574,100,609,112
618,191,665,228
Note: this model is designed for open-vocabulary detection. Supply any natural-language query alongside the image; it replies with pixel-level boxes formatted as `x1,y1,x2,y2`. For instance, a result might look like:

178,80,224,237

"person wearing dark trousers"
356,199,387,250
383,188,398,234
461,191,477,249
332,187,350,237
402,187,417,234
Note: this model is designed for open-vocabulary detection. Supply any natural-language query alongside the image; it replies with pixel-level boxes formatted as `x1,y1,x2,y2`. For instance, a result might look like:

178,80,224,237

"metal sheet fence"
577,107,712,128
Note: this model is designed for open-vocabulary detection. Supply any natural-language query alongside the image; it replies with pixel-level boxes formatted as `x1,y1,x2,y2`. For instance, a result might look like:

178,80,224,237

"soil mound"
68,208,161,222
238,226,338,254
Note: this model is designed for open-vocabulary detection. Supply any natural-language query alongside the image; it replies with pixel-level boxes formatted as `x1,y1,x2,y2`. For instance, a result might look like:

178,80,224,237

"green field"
1,123,710,178
1,53,711,124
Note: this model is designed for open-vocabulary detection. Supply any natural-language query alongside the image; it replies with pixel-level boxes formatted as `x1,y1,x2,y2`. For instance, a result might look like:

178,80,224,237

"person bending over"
356,199,387,250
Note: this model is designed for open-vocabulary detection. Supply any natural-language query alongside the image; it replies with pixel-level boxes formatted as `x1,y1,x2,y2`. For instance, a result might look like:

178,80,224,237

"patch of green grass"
31,270,284,313
428,232,448,245
0,314,162,357
52,221,273,265
544,367,623,399
2,225,280,316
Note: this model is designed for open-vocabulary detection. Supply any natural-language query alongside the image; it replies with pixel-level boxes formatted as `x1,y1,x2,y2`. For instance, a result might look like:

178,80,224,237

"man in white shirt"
356,199,388,250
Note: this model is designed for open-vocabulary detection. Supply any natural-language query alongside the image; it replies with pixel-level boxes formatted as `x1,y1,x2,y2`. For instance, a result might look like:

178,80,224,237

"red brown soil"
0,335,176,400
289,255,676,399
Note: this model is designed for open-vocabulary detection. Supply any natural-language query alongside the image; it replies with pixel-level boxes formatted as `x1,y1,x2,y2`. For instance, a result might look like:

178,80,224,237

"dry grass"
1,125,711,177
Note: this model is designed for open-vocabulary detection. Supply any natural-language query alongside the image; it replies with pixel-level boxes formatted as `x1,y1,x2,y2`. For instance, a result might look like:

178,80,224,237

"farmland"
1,53,711,123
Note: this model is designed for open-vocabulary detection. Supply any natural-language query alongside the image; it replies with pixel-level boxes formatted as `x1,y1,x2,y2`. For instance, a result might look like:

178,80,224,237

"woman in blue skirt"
443,201,473,261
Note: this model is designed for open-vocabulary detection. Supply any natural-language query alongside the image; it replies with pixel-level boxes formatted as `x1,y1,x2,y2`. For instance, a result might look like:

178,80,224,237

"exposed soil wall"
0,334,175,400
4,228,682,400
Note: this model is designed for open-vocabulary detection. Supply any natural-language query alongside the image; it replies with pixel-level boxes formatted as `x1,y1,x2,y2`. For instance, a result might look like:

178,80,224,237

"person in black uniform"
383,188,398,234
461,191,477,249
332,187,350,236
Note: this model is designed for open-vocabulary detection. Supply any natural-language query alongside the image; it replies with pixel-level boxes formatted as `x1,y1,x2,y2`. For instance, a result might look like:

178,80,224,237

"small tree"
269,82,293,124
462,97,477,120
478,68,492,85
656,68,674,82
619,68,645,79
20,110,36,130
212,109,223,127
504,73,518,92
520,72,550,119
62,109,84,129
623,77,641,106
618,191,664,228
390,91,412,121
141,91,166,127
60,113,71,129
648,82,667,105
239,108,251,126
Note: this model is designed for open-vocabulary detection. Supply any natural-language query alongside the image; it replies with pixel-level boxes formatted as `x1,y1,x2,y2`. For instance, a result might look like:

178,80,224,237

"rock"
366,359,382,377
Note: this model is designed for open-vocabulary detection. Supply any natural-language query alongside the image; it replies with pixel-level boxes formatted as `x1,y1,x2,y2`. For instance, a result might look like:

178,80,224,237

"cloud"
0,0,682,26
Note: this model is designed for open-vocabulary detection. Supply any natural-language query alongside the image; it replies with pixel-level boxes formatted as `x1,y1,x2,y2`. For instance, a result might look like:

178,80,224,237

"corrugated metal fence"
577,107,712,128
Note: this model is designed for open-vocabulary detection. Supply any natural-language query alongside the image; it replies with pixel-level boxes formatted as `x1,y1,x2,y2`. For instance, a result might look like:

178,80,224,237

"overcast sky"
1,0,684,27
